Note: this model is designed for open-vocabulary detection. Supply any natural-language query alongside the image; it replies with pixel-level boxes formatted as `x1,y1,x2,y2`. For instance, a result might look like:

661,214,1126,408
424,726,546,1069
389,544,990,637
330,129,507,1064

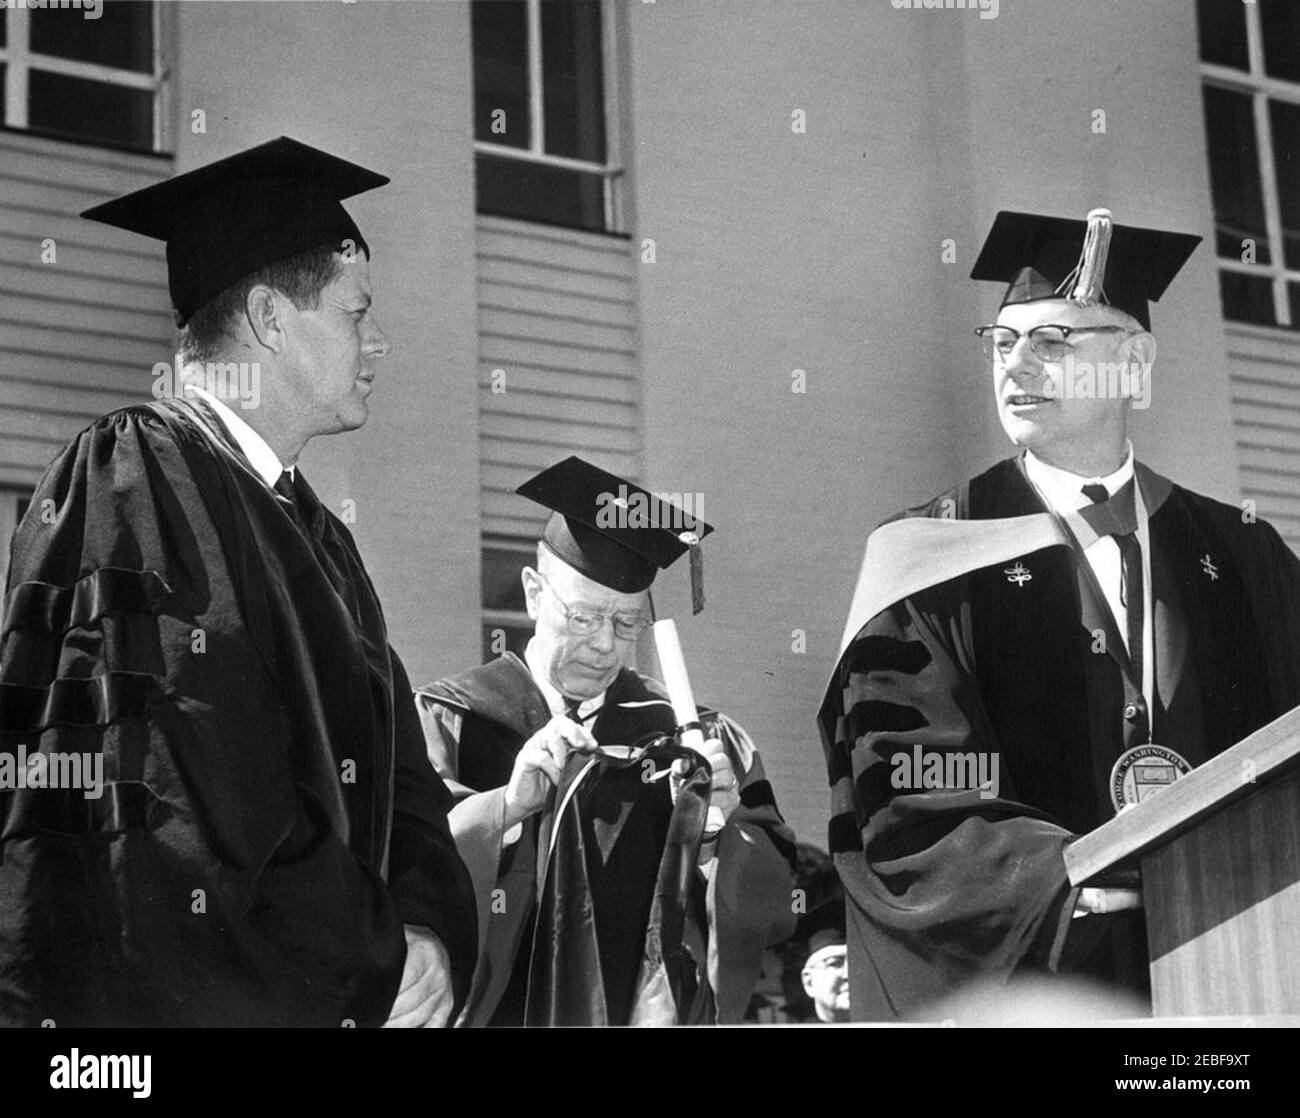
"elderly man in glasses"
820,209,1300,1022
799,907,850,1024
416,457,797,1026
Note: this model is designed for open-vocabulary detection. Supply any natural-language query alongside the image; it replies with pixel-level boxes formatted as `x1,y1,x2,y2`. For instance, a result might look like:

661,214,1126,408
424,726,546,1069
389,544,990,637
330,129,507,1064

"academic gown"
818,454,1300,1021
416,654,798,1026
0,397,477,1026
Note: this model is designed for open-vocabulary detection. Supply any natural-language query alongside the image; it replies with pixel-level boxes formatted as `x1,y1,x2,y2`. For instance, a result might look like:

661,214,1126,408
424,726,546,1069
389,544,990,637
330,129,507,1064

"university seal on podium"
1110,744,1192,813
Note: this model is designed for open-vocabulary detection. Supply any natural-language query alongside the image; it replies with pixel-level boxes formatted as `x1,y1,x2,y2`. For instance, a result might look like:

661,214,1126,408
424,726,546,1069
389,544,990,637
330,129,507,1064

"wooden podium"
1064,706,1300,1018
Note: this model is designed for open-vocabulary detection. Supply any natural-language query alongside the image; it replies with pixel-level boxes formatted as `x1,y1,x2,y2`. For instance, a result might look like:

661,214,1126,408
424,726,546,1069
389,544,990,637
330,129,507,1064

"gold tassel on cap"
679,531,705,614
1057,207,1113,308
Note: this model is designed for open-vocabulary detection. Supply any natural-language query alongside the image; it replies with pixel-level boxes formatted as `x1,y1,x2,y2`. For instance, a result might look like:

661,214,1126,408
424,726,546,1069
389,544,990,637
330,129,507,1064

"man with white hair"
820,209,1300,1021
417,456,797,1026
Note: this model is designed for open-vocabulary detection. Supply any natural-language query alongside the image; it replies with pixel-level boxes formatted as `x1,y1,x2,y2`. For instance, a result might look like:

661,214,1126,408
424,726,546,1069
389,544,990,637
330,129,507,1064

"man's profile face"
991,299,1144,466
522,551,651,700
281,252,390,438
801,943,850,1023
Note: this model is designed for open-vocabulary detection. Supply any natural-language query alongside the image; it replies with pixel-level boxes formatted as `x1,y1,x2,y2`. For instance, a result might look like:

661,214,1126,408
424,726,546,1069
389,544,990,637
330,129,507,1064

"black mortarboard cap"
80,136,389,326
970,209,1202,330
517,456,713,603
797,899,846,961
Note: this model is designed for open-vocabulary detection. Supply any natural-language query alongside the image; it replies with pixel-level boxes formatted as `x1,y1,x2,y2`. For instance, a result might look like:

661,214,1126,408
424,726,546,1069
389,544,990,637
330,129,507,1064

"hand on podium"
1073,887,1142,918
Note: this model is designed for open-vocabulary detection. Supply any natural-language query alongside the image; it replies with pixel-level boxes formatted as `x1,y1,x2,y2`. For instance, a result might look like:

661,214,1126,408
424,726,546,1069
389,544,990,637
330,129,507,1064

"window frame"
1200,1,1300,328
481,536,537,661
472,0,625,234
0,0,168,153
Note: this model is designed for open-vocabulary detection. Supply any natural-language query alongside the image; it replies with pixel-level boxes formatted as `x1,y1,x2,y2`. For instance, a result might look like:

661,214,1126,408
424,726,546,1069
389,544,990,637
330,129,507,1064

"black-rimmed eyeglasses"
974,323,1136,363
535,572,651,641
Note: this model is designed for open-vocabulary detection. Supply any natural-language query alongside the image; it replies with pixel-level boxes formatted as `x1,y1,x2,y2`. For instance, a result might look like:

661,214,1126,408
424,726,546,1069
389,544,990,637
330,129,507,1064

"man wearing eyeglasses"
799,906,850,1024
819,209,1300,1021
416,456,797,1026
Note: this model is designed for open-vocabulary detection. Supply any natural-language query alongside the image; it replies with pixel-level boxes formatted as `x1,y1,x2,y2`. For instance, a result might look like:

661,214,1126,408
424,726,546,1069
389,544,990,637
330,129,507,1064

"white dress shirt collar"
1024,442,1135,515
524,638,606,722
187,385,290,488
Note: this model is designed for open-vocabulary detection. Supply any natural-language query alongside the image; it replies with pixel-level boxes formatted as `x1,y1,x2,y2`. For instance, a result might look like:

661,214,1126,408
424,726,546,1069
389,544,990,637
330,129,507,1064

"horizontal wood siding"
476,215,640,541
0,132,172,487
1227,324,1300,553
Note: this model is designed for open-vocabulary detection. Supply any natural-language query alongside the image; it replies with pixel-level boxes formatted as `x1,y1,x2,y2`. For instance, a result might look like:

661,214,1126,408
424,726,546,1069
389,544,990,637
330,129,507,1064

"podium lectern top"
1064,706,1300,885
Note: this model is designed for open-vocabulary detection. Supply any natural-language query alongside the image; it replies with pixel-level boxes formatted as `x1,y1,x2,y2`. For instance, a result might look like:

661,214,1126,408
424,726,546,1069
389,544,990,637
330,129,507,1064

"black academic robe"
0,397,477,1026
416,654,798,1026
819,455,1300,1021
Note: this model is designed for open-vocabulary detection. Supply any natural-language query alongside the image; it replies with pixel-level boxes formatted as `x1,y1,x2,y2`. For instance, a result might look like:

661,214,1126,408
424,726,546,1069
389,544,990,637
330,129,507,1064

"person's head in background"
785,846,849,1023
800,917,849,1023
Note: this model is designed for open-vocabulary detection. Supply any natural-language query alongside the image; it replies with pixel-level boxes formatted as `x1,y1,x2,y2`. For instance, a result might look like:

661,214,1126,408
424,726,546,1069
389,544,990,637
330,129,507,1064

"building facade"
1,0,1297,844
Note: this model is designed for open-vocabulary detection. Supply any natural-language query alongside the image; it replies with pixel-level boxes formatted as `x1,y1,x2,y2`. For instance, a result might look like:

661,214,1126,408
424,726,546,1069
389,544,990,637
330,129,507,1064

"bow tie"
1078,479,1138,538
1079,478,1145,687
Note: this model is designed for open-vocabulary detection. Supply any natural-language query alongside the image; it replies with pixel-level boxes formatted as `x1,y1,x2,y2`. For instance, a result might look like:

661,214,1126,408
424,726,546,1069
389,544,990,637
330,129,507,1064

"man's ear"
1123,331,1156,406
1126,330,1156,370
245,285,286,352
801,967,816,999
521,567,542,621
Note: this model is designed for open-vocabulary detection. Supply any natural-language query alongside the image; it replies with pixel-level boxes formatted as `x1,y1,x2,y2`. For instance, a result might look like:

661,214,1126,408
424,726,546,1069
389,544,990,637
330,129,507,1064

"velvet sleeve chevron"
699,709,798,1023
818,577,1080,1021
0,408,413,1027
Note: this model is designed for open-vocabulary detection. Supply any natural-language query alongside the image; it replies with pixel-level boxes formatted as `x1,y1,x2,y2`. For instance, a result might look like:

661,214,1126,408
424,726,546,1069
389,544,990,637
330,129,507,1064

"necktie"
274,470,296,505
563,697,585,723
273,470,308,534
1082,482,1143,685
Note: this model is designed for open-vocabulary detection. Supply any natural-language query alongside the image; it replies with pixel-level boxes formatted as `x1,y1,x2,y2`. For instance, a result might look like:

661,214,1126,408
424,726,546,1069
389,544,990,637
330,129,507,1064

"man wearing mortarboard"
778,842,848,1024
415,456,798,1025
797,902,850,1024
819,209,1300,1021
0,138,476,1026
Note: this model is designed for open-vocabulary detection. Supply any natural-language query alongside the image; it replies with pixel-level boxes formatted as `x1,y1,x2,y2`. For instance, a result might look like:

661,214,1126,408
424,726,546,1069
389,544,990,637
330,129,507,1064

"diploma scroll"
653,619,725,837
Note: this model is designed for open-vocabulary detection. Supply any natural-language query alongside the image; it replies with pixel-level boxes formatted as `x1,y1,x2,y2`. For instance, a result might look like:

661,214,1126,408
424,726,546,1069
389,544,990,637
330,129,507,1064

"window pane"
482,546,529,612
1203,85,1270,264
1270,99,1300,271
28,70,153,152
1220,270,1278,327
1261,0,1300,84
1,7,6,49
1197,0,1248,70
541,0,606,162
476,152,606,232
473,0,530,150
30,1,154,74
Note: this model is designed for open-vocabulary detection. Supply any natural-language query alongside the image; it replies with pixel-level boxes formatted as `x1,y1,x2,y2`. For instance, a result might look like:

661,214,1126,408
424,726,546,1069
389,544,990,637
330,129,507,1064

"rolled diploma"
653,619,725,836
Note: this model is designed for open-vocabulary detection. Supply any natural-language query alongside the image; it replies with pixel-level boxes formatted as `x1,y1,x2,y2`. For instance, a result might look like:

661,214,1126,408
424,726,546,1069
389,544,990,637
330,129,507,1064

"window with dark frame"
1197,0,1300,330
0,1,163,154
471,0,621,234
481,542,536,663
